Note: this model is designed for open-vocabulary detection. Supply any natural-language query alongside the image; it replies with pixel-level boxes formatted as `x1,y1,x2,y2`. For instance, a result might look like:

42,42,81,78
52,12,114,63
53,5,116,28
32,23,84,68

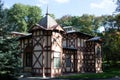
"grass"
57,68,120,79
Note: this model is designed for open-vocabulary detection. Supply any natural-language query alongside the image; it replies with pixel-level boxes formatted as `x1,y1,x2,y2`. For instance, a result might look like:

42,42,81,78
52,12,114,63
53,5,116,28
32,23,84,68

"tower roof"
37,14,64,31
38,14,57,29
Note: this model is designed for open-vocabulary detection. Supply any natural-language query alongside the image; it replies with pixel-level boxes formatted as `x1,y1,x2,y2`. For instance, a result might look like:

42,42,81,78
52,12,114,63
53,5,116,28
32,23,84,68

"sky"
3,0,117,19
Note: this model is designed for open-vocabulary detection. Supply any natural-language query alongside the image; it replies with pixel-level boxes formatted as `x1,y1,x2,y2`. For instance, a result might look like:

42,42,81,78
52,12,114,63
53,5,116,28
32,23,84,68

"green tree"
77,14,95,35
0,38,21,75
100,14,120,68
102,29,120,66
57,14,102,36
0,0,8,38
56,15,73,26
114,14,120,31
0,1,21,80
7,3,42,32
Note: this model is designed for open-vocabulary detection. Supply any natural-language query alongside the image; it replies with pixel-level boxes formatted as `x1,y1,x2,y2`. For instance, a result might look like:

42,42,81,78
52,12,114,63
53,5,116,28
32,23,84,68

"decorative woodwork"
18,13,102,77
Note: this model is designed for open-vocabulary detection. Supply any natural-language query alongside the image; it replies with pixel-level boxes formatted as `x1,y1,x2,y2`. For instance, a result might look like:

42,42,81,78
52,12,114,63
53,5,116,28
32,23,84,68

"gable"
28,24,46,32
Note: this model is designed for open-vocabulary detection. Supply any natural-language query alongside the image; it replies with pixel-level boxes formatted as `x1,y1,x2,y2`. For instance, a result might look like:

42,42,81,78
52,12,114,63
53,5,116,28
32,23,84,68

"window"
25,52,32,67
66,55,71,67
54,52,60,68
96,46,101,58
78,38,80,46
63,40,66,47
81,39,84,47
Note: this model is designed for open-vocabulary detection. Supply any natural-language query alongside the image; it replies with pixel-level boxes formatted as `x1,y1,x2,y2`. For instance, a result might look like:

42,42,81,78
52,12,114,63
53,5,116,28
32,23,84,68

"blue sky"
3,0,117,18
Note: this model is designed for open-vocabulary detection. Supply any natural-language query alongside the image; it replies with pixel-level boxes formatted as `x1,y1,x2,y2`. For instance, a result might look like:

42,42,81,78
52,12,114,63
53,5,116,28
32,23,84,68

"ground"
18,73,120,80
19,77,120,80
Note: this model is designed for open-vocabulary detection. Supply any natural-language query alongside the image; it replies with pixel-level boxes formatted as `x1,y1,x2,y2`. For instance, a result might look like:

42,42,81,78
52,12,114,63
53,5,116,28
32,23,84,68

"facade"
18,13,102,77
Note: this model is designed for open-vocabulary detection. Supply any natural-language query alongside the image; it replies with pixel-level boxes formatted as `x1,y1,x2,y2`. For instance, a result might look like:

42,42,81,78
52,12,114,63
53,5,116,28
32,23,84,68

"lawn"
57,68,120,79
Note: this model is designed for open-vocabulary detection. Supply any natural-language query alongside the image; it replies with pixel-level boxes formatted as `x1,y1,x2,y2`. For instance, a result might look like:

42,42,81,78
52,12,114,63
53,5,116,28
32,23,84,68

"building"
63,26,76,32
18,13,102,77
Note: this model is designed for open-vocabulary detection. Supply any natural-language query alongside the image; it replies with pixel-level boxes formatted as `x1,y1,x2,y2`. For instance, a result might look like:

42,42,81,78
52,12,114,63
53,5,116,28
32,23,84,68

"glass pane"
54,57,60,68
66,55,71,67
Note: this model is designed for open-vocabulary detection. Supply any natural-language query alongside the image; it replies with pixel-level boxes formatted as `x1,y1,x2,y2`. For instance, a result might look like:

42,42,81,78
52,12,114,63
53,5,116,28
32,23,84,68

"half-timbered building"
18,13,102,77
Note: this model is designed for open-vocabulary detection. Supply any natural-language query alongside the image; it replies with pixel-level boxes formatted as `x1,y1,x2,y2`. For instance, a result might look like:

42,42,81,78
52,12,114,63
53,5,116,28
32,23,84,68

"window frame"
53,52,60,68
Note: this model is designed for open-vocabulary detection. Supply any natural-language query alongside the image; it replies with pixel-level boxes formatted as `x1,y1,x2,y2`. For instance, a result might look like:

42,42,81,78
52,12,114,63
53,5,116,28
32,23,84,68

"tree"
102,29,120,67
0,0,3,37
76,14,96,35
57,14,102,36
100,14,120,68
7,3,42,32
56,15,73,26
0,1,21,80
115,0,120,12
0,0,8,38
0,38,21,75
100,15,114,31
114,14,120,31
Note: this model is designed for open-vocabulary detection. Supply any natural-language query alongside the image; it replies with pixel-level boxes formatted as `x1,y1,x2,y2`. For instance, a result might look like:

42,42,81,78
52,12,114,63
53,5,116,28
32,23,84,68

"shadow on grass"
57,69,120,79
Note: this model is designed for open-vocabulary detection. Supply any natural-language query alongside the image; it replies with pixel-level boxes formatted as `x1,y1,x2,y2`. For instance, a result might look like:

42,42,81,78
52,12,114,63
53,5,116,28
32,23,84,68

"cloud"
90,0,115,9
54,0,70,3
36,0,49,7
36,0,70,7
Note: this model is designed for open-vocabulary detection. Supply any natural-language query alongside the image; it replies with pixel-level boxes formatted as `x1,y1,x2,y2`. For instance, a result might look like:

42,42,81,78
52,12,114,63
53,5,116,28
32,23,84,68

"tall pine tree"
0,0,21,79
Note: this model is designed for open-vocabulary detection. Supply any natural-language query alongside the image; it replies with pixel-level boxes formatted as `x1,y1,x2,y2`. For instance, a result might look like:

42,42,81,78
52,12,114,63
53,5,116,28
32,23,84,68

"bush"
0,73,18,80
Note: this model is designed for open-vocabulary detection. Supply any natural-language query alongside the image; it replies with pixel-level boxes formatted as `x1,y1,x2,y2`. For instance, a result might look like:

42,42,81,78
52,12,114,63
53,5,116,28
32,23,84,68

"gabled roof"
29,14,64,32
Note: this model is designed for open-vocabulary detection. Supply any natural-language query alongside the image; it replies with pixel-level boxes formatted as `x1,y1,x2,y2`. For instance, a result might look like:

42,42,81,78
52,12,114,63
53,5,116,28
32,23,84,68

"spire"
46,5,49,15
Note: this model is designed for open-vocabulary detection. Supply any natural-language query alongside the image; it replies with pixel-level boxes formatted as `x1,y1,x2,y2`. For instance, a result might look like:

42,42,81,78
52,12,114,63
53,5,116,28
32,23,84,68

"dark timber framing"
17,13,102,77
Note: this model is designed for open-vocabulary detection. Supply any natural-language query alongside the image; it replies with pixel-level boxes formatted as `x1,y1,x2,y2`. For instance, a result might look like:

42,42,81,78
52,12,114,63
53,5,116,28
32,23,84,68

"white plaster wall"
52,32,62,52
34,45,42,50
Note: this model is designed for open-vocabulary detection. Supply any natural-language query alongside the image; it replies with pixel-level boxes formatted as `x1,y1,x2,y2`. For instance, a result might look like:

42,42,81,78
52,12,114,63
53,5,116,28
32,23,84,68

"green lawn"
57,68,120,79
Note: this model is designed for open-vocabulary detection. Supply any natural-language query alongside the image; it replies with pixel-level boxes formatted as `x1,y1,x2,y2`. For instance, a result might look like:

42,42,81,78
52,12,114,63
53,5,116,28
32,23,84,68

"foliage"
7,3,42,32
115,0,120,12
56,15,73,26
98,15,114,31
97,13,120,67
0,0,8,38
0,74,18,80
114,14,120,30
0,38,21,76
76,14,99,35
102,29,120,65
0,1,21,80
57,14,102,36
